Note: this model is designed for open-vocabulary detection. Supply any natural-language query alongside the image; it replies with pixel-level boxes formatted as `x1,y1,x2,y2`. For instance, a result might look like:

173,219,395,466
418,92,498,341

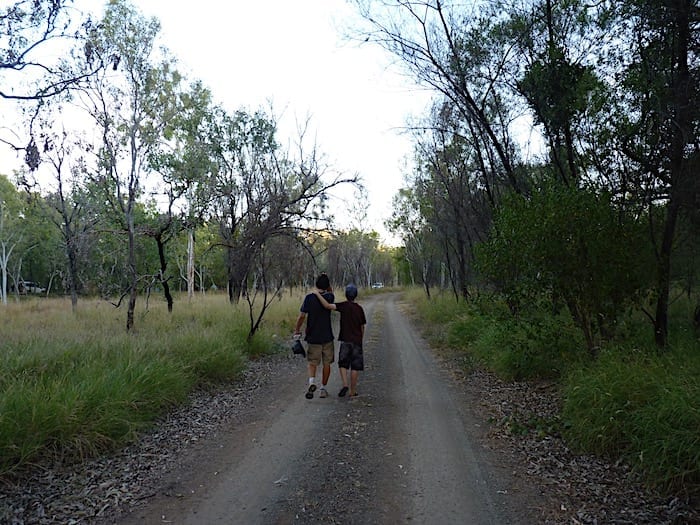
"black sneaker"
305,384,317,399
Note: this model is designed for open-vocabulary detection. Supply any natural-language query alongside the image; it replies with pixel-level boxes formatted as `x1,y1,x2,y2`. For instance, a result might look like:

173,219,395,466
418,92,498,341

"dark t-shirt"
301,291,335,344
336,301,366,345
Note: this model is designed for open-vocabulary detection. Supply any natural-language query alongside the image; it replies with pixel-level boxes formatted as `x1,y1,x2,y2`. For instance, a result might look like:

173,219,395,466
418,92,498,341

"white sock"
308,377,315,386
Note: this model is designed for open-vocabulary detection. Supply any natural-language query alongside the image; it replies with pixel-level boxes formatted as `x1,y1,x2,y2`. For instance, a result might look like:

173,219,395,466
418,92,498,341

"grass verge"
0,292,301,475
406,287,700,497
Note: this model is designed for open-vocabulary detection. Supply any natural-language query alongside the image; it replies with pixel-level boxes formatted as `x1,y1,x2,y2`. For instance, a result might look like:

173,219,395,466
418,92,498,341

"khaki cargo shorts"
307,341,335,366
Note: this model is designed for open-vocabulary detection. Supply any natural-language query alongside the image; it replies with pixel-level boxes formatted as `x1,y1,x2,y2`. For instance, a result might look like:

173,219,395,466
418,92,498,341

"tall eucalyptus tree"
388,186,441,295
414,102,498,299
326,229,380,287
34,130,99,310
510,0,606,185
351,0,526,194
79,0,182,330
148,81,219,306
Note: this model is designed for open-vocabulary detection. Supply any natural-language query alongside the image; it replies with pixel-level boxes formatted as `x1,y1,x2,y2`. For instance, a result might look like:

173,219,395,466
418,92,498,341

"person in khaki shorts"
313,283,366,397
294,274,335,399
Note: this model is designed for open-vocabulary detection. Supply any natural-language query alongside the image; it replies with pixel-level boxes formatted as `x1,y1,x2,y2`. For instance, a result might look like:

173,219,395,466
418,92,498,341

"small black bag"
292,339,306,357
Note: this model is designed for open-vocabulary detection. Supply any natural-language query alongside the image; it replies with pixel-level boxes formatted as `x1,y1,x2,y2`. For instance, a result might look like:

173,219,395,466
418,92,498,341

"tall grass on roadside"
0,292,302,475
406,287,465,346
407,286,700,496
562,343,700,495
409,288,587,380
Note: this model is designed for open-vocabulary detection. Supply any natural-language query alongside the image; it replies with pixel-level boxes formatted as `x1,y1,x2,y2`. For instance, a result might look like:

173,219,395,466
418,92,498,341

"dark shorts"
338,341,364,371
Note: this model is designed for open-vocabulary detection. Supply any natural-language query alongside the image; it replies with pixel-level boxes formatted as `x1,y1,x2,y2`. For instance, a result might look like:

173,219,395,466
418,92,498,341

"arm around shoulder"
312,289,336,310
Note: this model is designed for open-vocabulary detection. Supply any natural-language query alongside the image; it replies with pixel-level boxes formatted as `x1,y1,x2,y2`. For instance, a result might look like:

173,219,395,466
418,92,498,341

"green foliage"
519,46,602,134
476,182,653,353
14,192,60,287
0,178,62,302
447,312,492,349
463,303,586,381
0,294,295,474
562,343,700,494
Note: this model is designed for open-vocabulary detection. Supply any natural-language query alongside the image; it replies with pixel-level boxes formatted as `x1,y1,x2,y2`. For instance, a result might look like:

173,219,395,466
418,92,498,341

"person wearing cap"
294,273,335,399
313,283,366,397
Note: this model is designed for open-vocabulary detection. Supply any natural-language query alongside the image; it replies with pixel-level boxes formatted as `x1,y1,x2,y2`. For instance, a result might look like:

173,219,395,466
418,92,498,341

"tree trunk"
654,0,692,348
66,237,79,312
155,234,173,313
1,244,9,305
654,199,679,347
566,297,597,359
187,228,195,301
126,218,137,332
227,246,246,304
227,243,255,304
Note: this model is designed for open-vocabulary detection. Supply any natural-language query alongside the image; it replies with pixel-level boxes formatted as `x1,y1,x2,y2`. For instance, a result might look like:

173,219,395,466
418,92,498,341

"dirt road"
119,293,536,524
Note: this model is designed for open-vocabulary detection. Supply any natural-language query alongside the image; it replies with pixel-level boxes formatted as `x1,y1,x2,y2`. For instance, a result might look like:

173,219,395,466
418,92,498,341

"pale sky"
0,0,433,244
133,0,433,242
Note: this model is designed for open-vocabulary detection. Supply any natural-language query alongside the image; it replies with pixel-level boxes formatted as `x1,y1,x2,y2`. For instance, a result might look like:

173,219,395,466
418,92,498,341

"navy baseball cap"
345,283,358,300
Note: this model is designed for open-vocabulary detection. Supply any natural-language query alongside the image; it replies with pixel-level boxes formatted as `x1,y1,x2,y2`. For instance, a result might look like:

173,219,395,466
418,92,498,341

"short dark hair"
315,273,330,290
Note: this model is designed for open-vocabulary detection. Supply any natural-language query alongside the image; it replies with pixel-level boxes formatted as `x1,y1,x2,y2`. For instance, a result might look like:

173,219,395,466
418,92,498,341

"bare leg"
305,363,319,398
339,367,349,387
350,370,359,395
321,363,331,387
308,363,317,382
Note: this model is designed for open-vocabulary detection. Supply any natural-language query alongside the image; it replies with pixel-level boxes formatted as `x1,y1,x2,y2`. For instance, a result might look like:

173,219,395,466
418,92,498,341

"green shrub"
453,303,584,381
476,182,653,354
562,346,700,494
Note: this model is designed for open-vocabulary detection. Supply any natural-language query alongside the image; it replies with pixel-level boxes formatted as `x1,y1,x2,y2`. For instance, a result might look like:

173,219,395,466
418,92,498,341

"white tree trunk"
0,243,10,305
199,264,206,295
187,228,195,301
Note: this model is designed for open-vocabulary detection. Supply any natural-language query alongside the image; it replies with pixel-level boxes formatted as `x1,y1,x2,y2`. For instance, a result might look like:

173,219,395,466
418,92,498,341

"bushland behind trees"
370,0,698,350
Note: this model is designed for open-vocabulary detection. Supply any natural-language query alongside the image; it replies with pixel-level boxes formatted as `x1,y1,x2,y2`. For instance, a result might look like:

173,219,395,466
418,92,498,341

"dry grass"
0,291,303,475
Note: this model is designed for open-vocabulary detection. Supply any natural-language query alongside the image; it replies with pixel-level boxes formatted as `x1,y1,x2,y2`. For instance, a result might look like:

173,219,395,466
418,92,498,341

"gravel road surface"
6,293,690,524
115,292,534,524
